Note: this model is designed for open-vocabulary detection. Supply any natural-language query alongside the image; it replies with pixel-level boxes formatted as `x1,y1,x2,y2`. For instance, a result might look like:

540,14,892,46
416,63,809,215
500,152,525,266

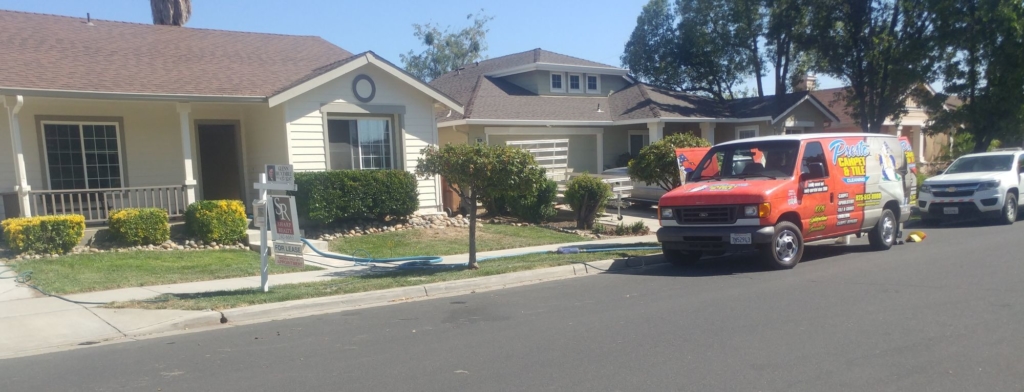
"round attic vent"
352,74,376,103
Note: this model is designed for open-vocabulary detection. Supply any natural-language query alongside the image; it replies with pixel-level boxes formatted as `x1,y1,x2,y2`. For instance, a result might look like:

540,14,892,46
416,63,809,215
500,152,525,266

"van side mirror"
801,162,826,181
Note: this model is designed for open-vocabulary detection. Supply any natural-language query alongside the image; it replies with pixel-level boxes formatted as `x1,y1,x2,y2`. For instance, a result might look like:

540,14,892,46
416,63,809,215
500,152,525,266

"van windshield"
944,154,1014,174
691,140,800,181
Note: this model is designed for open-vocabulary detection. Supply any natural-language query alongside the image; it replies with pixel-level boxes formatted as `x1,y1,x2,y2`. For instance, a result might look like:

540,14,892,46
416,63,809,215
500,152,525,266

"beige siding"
241,104,288,203
282,63,442,212
603,126,632,169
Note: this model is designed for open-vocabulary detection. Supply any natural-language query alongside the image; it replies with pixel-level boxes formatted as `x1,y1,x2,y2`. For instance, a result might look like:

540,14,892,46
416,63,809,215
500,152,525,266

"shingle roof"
462,77,613,121
0,9,355,97
809,87,855,125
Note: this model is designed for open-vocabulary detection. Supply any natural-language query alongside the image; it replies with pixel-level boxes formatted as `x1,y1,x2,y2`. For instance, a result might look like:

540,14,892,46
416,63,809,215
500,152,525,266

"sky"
0,0,844,95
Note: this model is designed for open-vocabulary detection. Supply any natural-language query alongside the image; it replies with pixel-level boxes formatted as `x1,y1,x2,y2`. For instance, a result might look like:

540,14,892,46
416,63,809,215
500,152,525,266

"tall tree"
400,12,493,82
730,0,767,97
621,0,684,89
802,0,937,133
765,0,809,95
921,0,1024,152
150,0,191,26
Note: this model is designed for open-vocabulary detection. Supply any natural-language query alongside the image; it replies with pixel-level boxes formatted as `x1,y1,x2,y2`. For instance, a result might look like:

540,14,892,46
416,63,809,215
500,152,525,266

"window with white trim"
550,73,564,92
736,126,759,140
327,118,394,170
586,75,600,94
568,74,582,93
42,122,123,190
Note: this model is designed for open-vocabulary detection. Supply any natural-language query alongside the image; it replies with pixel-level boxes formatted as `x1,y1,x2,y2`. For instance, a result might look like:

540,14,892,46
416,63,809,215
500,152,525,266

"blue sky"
1,0,843,94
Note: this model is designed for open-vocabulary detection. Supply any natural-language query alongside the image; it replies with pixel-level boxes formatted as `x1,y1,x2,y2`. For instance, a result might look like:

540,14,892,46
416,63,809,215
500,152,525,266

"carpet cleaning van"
657,133,911,269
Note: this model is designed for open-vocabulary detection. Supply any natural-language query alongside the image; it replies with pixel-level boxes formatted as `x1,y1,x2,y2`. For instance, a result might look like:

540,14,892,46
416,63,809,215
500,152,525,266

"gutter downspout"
3,95,31,217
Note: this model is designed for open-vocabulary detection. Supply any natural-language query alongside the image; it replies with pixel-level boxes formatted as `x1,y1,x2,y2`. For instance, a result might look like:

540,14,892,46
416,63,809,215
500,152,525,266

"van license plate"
730,233,752,244
944,207,959,215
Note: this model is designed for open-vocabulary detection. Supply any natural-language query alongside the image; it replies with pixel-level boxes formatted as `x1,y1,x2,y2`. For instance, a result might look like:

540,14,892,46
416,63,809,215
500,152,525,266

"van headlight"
977,180,1000,191
743,205,759,217
919,184,932,193
660,208,674,219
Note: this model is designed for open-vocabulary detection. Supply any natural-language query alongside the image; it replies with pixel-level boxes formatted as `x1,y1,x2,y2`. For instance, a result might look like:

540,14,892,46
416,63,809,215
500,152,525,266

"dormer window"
568,74,582,93
550,73,564,92
586,75,600,94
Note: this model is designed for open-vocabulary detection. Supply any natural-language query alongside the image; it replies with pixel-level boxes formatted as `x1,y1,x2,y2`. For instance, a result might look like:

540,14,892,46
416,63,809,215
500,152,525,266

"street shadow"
622,243,879,278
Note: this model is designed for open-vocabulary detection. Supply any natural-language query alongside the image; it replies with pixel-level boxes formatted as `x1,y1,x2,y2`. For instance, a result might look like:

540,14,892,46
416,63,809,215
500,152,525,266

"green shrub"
185,200,247,244
109,208,170,246
1,215,85,254
564,174,611,229
509,178,559,223
293,170,419,225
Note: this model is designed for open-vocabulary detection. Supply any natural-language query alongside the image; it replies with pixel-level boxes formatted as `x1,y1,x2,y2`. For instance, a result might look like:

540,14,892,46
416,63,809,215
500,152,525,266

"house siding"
282,63,442,212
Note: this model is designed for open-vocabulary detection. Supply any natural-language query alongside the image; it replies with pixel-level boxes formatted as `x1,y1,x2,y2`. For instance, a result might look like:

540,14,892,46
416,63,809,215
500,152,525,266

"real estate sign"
273,242,305,268
260,164,296,191
270,196,301,243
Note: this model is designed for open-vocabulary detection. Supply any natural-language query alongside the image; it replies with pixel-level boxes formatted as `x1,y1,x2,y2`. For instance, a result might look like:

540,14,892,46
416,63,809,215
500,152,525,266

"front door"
197,123,244,201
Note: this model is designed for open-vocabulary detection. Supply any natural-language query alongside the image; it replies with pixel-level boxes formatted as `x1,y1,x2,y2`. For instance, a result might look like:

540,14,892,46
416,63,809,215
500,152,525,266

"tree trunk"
973,135,992,153
467,195,479,270
752,39,764,97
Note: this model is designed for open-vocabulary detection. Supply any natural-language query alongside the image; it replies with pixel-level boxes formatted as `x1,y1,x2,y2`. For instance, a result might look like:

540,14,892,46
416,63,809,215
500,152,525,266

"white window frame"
549,72,565,93
326,116,396,170
735,125,759,140
585,74,601,94
627,130,650,156
785,128,804,135
40,121,125,190
567,73,583,93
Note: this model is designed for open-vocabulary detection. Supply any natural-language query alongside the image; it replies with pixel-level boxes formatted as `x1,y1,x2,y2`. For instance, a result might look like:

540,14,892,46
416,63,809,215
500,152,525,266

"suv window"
800,142,829,178
1018,155,1024,173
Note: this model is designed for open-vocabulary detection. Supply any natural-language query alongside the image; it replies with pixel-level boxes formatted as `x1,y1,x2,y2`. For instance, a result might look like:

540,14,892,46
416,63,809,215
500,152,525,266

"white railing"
28,185,188,223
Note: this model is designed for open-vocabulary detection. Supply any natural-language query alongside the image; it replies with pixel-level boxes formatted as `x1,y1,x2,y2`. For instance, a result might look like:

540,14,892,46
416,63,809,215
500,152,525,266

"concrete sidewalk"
0,234,658,359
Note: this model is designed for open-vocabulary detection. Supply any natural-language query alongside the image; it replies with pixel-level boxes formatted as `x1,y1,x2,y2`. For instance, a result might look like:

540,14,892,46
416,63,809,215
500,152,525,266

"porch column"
596,130,604,172
177,103,197,205
699,122,716,144
917,126,927,163
647,121,664,143
3,95,31,217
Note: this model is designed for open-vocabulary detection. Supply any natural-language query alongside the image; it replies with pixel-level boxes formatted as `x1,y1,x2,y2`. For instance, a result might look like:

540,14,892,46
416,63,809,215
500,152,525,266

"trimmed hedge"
109,208,170,246
185,200,248,244
509,178,559,223
564,174,611,229
293,170,419,225
1,215,85,254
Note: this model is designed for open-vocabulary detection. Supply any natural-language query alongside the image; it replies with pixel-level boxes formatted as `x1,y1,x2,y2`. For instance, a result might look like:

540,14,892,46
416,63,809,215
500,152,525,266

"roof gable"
0,10,353,98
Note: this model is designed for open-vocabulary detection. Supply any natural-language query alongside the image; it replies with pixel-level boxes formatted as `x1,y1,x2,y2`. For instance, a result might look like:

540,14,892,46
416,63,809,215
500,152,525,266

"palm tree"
150,0,191,26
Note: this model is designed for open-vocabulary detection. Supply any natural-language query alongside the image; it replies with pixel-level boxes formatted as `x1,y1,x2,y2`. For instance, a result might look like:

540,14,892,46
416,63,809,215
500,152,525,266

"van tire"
761,221,803,270
998,192,1017,225
869,209,896,250
662,247,701,266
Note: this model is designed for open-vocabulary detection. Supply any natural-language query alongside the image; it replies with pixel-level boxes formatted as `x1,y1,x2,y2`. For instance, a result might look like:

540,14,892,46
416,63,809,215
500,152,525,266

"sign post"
253,164,298,292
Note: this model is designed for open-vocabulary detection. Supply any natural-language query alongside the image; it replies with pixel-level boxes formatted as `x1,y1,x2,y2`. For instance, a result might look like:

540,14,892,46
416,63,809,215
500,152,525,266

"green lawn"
108,248,659,311
11,250,320,295
328,224,588,258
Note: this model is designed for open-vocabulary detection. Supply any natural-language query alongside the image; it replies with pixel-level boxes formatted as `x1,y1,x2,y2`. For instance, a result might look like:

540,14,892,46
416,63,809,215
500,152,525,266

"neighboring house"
810,83,954,166
430,48,840,175
0,10,463,223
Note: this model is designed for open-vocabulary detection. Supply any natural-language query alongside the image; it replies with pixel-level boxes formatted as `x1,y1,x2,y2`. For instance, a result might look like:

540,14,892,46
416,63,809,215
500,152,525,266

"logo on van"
828,139,871,165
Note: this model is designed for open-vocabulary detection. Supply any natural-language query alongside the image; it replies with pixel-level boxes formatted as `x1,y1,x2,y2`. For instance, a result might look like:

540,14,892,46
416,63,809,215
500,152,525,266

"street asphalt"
1,220,1022,391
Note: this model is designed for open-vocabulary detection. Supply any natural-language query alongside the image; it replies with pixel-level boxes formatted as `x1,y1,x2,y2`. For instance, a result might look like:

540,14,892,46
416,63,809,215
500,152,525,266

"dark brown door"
197,123,243,201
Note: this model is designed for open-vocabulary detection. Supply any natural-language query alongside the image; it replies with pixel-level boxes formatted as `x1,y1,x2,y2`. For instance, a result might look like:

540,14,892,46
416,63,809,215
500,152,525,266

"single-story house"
0,10,463,223
809,82,956,166
430,48,841,175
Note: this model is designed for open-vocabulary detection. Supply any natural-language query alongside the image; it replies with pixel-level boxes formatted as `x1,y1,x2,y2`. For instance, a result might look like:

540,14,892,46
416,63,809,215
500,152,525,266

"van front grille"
675,206,736,224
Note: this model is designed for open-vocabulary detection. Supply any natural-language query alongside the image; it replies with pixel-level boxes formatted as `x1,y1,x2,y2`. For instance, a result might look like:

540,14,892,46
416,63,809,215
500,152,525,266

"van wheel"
869,209,896,250
761,221,803,270
998,193,1017,225
662,247,701,266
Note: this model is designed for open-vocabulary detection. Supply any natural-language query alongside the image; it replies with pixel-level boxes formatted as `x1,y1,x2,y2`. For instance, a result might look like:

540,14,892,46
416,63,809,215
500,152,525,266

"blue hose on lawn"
300,239,661,271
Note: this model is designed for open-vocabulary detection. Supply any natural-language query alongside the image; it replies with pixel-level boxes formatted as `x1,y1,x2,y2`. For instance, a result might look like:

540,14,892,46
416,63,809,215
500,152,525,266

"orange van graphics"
898,136,918,205
657,133,908,270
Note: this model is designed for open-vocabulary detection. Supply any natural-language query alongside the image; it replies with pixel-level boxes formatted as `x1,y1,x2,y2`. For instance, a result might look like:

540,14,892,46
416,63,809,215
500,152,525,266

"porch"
1,95,288,224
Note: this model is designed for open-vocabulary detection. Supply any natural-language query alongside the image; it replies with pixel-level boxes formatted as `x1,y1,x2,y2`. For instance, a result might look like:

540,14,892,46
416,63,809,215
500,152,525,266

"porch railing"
28,185,189,223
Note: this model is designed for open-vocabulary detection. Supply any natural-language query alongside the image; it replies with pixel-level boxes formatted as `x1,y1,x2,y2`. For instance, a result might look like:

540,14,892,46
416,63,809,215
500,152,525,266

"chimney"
794,74,817,92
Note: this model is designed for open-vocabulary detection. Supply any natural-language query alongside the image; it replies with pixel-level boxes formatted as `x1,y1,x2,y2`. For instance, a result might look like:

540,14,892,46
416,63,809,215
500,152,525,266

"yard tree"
801,0,937,133
765,0,811,95
628,133,712,191
919,0,1024,152
400,12,493,82
150,0,191,26
416,144,543,269
621,0,685,89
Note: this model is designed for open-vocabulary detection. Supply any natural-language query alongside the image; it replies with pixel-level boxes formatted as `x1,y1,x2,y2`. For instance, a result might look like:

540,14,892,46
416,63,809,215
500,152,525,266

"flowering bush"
184,200,247,244
1,215,85,254
109,208,170,246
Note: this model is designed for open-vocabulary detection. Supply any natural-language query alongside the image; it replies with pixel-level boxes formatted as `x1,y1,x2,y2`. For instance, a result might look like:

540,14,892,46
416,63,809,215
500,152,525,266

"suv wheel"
662,247,701,266
761,221,803,270
869,209,896,250
998,192,1018,225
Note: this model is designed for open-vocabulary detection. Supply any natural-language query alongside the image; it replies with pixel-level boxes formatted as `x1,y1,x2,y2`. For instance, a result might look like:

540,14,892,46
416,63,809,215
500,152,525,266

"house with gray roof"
431,48,840,175
0,10,463,222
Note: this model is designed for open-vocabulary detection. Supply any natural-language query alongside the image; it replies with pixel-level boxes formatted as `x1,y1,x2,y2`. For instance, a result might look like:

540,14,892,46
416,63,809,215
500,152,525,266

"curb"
215,255,665,326
124,311,227,338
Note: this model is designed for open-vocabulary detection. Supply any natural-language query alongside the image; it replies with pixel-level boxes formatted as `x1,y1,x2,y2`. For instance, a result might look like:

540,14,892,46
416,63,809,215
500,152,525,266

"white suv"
918,150,1024,225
